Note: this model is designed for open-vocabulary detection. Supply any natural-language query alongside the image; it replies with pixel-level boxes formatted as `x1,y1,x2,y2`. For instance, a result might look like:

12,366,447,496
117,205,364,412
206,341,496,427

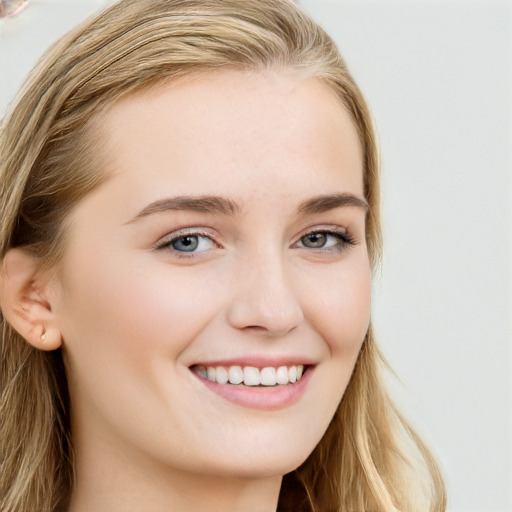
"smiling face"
49,70,371,484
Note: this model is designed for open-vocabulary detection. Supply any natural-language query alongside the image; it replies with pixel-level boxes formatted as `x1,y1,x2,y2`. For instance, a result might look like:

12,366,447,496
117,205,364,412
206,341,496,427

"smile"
194,364,305,386
190,363,313,410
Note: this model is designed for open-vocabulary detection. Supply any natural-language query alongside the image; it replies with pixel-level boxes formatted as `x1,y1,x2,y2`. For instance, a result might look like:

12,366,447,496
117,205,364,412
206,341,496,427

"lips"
189,361,314,410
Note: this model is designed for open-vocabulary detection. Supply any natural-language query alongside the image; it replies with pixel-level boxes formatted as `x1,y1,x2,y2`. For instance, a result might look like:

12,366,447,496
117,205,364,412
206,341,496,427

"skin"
42,70,371,512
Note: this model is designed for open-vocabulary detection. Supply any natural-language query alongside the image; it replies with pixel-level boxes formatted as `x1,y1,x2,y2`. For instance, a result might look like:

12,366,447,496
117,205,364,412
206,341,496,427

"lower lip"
192,367,314,411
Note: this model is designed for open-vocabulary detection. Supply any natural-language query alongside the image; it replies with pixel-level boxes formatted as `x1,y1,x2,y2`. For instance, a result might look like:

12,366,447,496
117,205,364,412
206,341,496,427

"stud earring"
41,329,47,342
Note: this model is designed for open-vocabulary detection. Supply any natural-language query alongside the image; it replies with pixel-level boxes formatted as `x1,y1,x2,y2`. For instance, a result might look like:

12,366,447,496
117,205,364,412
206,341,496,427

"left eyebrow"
297,193,368,214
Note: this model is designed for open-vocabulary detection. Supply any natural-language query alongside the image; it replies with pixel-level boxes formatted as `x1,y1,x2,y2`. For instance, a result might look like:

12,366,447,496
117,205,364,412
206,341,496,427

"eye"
296,229,355,251
300,232,333,249
156,232,217,255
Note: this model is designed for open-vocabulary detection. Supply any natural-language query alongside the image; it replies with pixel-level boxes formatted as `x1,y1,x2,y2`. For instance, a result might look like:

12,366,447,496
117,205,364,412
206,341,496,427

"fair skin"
2,70,370,511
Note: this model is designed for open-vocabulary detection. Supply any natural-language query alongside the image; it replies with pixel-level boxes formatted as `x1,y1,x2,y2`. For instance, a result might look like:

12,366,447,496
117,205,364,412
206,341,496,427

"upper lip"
189,356,317,368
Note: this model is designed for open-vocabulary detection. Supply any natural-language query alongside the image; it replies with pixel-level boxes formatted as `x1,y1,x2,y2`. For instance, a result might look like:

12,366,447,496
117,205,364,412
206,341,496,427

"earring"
41,329,47,342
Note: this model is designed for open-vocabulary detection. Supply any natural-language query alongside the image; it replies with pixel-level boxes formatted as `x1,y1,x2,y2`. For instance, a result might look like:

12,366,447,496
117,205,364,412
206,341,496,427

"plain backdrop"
1,1,511,511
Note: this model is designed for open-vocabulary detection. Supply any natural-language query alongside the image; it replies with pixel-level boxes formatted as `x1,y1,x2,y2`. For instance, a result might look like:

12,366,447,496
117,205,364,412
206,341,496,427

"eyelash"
154,229,219,259
155,227,356,258
297,228,356,253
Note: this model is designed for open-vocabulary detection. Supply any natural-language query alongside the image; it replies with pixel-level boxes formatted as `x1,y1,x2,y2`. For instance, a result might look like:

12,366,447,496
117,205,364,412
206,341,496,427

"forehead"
93,69,364,210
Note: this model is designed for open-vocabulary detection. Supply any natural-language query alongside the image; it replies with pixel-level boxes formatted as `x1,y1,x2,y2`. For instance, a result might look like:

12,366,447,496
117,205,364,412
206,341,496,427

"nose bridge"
226,243,304,336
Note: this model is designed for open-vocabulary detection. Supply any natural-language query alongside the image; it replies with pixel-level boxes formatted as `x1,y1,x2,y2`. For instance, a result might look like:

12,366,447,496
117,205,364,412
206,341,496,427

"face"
50,70,371,480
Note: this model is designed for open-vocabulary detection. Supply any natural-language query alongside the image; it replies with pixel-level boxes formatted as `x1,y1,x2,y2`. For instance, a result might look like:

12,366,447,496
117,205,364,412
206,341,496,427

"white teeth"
215,366,228,384
260,367,277,386
276,366,289,385
198,364,307,386
243,366,260,386
228,366,244,385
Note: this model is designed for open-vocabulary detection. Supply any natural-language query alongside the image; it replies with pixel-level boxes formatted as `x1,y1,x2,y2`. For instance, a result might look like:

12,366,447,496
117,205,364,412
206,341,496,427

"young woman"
0,1,446,511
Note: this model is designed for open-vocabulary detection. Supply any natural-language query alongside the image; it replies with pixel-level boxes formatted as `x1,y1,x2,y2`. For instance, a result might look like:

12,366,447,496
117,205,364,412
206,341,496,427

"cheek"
305,258,371,356
55,249,240,405
58,257,218,360
55,254,223,434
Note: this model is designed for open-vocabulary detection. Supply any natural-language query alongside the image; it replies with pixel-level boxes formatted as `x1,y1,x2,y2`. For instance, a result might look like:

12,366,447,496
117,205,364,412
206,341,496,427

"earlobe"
0,248,62,351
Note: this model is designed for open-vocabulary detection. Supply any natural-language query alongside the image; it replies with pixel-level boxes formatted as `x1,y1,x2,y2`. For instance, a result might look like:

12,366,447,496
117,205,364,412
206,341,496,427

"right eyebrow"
297,193,368,214
126,195,242,224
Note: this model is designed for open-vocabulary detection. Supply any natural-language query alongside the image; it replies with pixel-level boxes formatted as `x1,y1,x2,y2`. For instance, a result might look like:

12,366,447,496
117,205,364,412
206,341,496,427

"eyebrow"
297,193,368,214
128,192,367,223
128,195,241,223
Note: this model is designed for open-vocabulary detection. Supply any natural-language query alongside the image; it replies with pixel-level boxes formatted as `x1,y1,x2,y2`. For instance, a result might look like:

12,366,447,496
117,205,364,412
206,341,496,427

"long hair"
0,1,446,511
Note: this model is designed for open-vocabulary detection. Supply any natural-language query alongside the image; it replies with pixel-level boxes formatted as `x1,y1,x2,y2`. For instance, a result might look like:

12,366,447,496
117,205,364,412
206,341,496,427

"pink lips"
190,363,314,411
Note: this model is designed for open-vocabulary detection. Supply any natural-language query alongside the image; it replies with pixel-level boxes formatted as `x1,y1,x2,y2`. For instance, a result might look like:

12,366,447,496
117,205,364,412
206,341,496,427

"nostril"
242,323,299,337
244,325,268,333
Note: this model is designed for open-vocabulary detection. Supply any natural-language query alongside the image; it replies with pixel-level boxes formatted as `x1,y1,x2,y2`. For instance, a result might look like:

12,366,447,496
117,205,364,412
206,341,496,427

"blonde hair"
0,1,446,511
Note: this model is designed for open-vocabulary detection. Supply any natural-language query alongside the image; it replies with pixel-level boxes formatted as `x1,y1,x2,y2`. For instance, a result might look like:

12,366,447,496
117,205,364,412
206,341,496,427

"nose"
225,250,304,337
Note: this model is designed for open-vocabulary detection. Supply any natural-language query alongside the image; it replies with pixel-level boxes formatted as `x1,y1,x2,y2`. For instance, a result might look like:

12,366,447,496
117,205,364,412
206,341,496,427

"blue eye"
172,235,199,252
158,233,216,254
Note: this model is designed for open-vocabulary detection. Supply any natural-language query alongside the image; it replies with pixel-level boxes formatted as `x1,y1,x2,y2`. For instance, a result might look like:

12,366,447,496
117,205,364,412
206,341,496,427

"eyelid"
153,227,221,251
295,225,349,243
294,225,356,250
299,225,348,236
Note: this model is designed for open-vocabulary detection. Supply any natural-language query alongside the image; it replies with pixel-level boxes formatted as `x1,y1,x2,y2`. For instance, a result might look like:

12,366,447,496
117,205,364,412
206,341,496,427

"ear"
0,248,62,351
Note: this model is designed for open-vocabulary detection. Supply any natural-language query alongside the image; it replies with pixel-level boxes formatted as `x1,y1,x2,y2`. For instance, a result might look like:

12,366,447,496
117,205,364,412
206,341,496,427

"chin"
197,437,318,480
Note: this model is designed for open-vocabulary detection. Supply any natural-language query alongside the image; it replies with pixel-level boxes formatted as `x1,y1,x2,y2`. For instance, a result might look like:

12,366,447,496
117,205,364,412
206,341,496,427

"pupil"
173,236,198,252
304,233,326,248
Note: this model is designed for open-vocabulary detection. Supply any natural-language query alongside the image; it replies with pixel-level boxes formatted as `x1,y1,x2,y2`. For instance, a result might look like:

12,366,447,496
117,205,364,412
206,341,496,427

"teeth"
243,366,260,386
276,366,289,385
228,366,244,385
216,366,228,384
260,367,277,386
198,364,305,386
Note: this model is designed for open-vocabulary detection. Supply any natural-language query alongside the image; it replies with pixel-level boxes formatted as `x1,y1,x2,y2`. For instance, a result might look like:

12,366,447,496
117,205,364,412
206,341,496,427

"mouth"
192,364,307,387
189,363,313,410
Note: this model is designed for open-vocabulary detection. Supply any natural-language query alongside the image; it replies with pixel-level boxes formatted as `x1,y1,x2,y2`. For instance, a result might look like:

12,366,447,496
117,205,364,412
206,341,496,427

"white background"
1,1,511,511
